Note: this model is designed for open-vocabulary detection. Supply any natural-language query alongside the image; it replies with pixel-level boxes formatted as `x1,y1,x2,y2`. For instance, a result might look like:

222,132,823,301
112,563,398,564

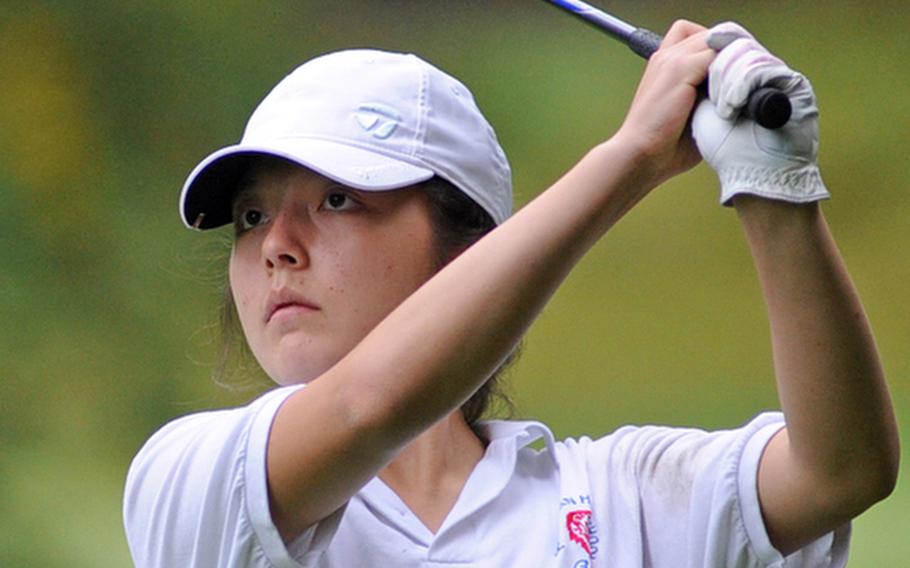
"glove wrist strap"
719,164,830,206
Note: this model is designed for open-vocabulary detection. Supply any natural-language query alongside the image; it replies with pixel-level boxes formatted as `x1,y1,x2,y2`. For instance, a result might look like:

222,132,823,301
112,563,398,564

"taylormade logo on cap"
179,49,512,230
355,103,402,139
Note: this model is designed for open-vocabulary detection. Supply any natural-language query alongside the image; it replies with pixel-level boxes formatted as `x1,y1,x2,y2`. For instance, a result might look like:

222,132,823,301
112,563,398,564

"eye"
322,192,359,212
237,208,270,232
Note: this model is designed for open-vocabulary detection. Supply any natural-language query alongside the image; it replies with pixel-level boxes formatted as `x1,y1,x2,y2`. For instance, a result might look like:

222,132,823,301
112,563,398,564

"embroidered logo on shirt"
566,509,595,557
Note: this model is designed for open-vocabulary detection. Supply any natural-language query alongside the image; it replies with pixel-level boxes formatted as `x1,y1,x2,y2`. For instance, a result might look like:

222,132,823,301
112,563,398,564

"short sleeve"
123,384,344,568
587,412,850,567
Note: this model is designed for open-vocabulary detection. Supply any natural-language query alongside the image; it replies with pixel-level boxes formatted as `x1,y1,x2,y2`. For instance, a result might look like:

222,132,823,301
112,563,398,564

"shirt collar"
479,419,560,468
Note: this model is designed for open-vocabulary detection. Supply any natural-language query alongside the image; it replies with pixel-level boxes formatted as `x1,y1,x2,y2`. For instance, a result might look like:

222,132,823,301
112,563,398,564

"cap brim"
179,139,435,230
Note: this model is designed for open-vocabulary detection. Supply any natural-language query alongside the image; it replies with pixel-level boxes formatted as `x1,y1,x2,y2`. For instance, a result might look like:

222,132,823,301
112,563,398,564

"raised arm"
740,198,899,554
690,23,899,554
266,21,715,540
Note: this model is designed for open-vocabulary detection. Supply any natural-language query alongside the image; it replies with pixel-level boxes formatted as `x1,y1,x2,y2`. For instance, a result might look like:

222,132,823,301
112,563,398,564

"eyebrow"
232,167,259,200
230,180,259,222
232,182,255,204
229,165,267,215
230,165,373,216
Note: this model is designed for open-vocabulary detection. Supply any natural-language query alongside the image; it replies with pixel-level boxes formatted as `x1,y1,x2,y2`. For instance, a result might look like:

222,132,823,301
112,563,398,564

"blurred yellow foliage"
0,8,104,251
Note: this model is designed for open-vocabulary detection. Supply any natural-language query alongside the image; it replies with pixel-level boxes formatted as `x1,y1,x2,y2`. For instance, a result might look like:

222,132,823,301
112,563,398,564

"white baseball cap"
179,49,512,230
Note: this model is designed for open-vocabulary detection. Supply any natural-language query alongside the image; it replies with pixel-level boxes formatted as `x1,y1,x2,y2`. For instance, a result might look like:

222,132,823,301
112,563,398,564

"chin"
253,330,362,387
263,350,343,387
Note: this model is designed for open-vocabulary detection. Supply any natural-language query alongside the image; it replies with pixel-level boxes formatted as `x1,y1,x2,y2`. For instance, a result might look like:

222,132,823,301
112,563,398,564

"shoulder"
129,386,302,471
482,413,785,473
555,412,784,463
552,414,799,566
536,412,786,508
123,384,305,566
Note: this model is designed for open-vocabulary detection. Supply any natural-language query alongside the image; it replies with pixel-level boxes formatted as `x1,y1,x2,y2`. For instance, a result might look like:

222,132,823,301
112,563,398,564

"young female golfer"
124,21,899,567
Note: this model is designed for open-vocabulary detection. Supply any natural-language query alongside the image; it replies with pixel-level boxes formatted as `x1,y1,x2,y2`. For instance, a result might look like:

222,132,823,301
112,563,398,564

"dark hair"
420,176,520,435
213,165,519,437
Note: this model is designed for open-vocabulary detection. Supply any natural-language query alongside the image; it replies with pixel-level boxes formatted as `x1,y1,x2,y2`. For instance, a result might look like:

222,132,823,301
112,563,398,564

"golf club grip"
628,28,663,59
630,27,792,129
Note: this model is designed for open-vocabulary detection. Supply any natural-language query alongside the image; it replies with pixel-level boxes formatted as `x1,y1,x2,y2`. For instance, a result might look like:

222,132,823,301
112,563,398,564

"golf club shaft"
542,0,792,129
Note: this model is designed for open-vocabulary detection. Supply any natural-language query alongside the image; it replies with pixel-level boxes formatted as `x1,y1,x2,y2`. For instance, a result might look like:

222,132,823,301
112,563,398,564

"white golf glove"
692,22,830,206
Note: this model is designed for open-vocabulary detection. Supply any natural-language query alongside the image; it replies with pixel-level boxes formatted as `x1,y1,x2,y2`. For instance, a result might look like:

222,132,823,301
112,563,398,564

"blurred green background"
2,1,907,565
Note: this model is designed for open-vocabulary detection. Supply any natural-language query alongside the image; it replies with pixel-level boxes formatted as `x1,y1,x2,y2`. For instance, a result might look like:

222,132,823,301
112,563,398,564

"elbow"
859,460,899,510
870,434,901,504
804,432,901,524
867,417,902,505
837,436,901,516
841,397,902,512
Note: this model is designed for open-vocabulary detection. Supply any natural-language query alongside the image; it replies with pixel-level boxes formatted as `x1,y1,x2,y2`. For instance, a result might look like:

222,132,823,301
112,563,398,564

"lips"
265,289,320,323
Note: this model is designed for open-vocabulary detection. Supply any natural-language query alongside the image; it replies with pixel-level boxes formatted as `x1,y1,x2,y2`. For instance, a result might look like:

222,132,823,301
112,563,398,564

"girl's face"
229,161,438,385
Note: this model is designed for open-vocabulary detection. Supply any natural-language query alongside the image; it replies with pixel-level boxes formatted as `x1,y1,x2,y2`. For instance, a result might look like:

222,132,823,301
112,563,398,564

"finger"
661,19,708,48
668,30,712,59
652,28,712,67
648,35,715,88
709,37,797,118
706,21,755,52
684,46,720,87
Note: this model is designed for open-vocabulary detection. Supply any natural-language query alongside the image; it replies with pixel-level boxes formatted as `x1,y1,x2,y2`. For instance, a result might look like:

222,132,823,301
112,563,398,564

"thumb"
692,98,734,163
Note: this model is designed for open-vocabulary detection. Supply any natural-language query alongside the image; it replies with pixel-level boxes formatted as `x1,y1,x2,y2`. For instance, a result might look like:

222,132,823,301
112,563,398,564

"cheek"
228,252,258,333
340,230,437,312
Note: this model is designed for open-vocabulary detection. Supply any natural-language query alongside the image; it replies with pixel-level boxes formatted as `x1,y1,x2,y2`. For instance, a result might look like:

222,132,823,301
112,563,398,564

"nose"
261,210,309,271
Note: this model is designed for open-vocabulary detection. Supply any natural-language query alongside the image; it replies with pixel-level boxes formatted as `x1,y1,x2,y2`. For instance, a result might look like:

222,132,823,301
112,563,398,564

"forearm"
736,196,899,492
346,139,655,440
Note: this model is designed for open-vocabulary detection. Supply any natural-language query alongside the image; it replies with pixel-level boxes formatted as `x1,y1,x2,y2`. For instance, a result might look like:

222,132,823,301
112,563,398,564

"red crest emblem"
566,509,594,556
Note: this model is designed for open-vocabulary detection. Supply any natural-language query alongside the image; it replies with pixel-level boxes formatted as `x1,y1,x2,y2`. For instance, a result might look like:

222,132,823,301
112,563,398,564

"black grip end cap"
748,87,792,129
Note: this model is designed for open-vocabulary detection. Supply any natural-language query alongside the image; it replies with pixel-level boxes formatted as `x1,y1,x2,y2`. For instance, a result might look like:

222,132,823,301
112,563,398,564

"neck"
378,411,485,533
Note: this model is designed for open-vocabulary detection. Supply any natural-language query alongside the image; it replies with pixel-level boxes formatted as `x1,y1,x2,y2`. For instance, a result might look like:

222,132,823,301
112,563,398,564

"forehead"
230,156,433,220
233,157,326,201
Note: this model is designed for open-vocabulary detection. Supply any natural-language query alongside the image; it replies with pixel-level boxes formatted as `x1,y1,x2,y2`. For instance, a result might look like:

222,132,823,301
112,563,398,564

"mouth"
266,291,320,323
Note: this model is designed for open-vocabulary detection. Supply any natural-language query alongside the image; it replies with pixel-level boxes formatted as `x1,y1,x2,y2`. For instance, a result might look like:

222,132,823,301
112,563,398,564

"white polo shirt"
124,385,849,567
